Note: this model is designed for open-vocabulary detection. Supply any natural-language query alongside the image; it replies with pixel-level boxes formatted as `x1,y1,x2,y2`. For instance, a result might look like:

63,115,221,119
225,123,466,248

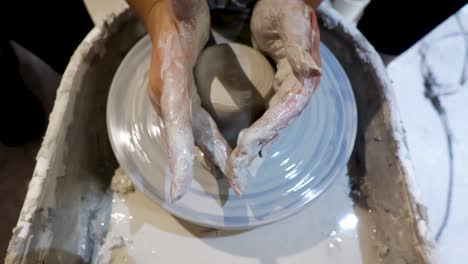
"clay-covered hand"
136,0,240,199
231,0,322,181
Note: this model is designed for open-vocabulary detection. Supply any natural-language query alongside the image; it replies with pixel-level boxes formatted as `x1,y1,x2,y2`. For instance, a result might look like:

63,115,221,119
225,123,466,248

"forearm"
126,0,204,40
126,0,162,28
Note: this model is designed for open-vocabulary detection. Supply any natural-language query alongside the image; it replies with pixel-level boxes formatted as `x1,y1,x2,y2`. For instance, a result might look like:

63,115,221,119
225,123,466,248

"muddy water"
94,169,380,264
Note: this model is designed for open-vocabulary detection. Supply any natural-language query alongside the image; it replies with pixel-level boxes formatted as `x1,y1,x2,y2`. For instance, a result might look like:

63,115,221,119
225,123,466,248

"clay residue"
317,5,436,264
94,235,134,264
111,168,135,195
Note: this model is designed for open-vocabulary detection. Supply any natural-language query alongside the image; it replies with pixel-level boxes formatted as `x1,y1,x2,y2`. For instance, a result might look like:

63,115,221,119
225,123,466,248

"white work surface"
98,170,368,264
387,5,468,264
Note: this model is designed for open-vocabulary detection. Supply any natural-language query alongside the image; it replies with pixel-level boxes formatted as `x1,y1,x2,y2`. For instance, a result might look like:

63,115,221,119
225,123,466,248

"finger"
148,30,197,201
148,49,163,114
189,80,245,195
162,63,195,200
308,9,321,70
232,71,320,170
192,106,245,196
269,59,296,107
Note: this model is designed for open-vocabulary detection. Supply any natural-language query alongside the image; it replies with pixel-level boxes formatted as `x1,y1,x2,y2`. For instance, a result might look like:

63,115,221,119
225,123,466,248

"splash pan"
107,35,357,229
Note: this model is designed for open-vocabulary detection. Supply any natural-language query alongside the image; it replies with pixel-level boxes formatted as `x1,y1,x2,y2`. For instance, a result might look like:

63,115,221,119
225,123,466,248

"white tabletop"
96,169,369,263
386,5,468,263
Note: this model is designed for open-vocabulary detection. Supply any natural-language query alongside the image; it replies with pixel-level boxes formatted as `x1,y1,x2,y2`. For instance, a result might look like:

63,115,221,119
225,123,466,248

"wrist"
126,0,164,35
145,0,177,43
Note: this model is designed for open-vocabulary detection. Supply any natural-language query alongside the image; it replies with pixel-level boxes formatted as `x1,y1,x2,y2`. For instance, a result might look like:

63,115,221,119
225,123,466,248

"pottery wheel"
107,35,357,229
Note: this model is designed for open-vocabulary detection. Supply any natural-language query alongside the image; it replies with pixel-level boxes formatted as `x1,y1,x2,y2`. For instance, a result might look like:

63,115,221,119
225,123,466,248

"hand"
127,0,320,198
135,0,240,200
231,0,322,180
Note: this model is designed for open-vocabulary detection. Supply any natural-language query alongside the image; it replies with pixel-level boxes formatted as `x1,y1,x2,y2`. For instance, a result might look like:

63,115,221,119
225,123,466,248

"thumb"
148,45,163,115
285,42,321,78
